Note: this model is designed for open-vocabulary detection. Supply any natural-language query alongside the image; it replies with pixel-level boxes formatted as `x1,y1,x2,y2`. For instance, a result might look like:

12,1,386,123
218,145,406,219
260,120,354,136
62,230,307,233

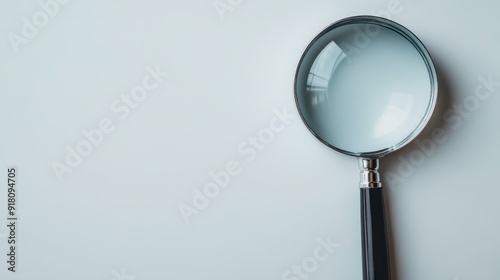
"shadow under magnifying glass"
380,56,457,280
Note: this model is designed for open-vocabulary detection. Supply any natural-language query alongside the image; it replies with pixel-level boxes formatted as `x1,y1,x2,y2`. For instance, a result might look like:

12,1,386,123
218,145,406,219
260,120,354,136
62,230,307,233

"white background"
1,0,499,279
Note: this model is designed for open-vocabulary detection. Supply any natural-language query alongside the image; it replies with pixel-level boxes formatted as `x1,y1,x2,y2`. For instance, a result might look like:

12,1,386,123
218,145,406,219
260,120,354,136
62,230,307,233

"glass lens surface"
295,20,435,155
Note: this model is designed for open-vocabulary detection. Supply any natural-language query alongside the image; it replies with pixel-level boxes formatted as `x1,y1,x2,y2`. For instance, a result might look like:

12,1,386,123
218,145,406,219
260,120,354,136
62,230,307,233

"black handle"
360,187,391,280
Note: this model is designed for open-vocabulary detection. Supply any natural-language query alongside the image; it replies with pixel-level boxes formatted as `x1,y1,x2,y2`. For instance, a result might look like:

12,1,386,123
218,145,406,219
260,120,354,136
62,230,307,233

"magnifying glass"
294,16,437,280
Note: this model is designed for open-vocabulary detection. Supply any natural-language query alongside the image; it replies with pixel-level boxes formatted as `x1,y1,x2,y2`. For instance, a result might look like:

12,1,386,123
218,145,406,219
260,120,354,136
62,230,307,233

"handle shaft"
360,187,391,280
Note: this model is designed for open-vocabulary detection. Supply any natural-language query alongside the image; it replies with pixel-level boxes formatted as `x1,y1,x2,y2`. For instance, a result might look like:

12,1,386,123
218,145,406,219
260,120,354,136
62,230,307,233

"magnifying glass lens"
296,22,434,155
